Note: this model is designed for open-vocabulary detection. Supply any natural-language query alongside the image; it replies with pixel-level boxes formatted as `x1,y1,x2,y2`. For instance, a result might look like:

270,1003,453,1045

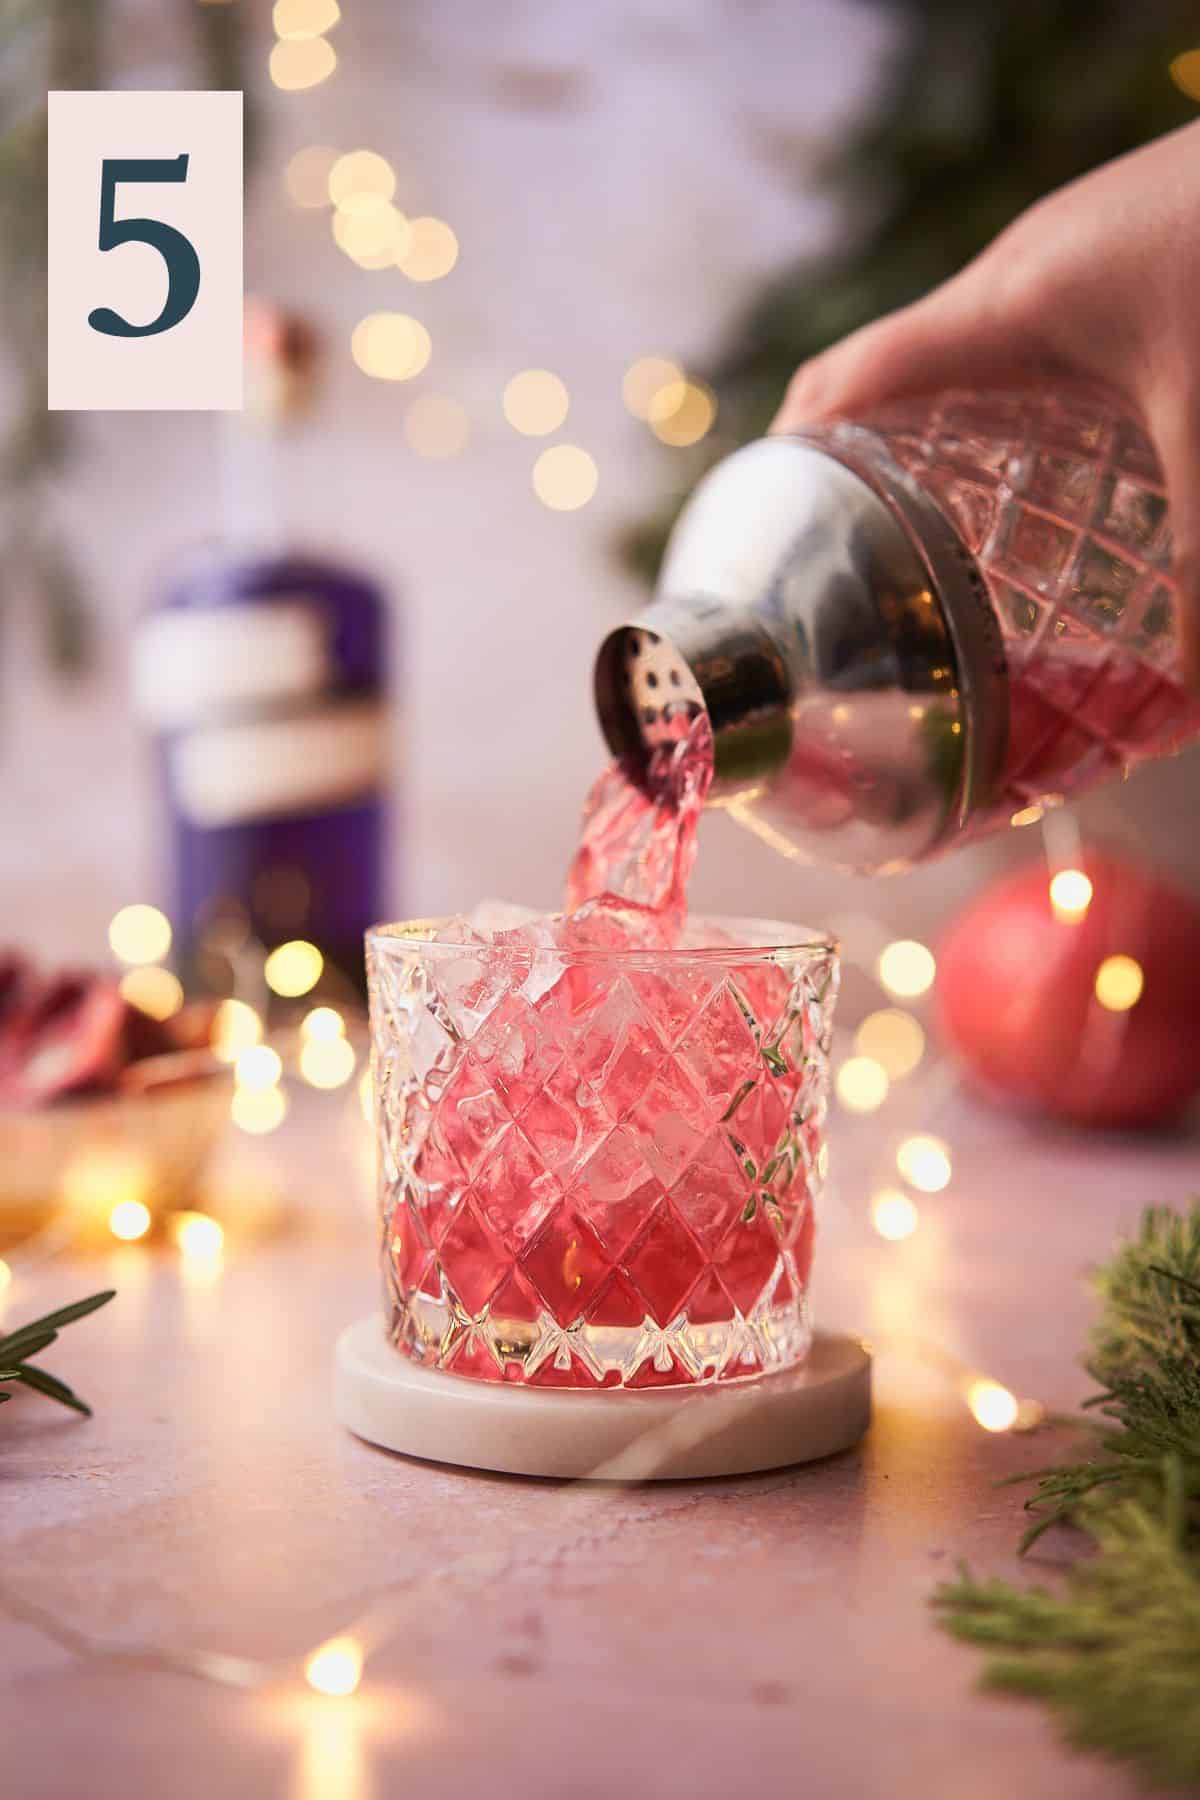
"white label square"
47,90,243,411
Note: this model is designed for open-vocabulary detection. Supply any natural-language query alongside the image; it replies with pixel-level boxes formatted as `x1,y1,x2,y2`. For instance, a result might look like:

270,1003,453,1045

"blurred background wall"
5,0,1200,964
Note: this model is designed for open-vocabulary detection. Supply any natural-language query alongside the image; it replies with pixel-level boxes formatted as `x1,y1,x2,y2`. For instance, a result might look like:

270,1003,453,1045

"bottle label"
169,698,385,827
132,599,332,729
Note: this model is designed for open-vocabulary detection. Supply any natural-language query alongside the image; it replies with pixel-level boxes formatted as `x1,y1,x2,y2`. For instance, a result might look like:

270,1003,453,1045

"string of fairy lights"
2,2,1175,1723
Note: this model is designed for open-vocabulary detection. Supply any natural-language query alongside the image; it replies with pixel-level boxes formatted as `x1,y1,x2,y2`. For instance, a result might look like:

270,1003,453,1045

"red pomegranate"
935,853,1200,1129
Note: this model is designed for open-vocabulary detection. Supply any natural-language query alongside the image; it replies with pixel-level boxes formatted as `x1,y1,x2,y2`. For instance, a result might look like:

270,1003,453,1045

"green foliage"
934,1203,1200,1789
0,1289,115,1416
621,0,1200,582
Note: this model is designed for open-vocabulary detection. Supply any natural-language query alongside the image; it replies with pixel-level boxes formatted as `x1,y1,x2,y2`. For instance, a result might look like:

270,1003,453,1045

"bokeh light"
63,1147,149,1217
212,998,263,1064
967,1378,1019,1433
648,378,717,447
351,313,431,382
503,369,569,436
1010,802,1045,829
301,1006,346,1042
264,940,324,997
285,145,339,209
359,1068,374,1125
835,1056,890,1113
1049,868,1093,923
300,1036,356,1089
333,205,411,268
235,1045,284,1091
896,1134,951,1193
108,904,172,966
396,216,459,281
305,1637,363,1698
871,1189,919,1241
269,36,336,90
328,150,395,215
622,355,683,421
109,1199,152,1242
1094,953,1144,1012
1169,48,1200,99
532,444,597,511
854,1009,925,1079
273,0,340,39
404,394,470,460
173,1212,225,1257
877,939,936,999
119,965,184,1022
232,1086,289,1135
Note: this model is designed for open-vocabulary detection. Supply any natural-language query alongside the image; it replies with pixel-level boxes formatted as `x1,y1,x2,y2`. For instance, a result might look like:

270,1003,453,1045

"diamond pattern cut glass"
367,919,838,1389
870,390,1200,831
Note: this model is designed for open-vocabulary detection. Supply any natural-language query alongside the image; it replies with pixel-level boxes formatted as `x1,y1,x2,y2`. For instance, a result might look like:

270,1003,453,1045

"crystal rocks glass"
367,916,838,1390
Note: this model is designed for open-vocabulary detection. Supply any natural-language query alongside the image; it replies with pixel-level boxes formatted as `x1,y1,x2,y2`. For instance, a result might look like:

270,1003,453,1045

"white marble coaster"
335,1315,871,1480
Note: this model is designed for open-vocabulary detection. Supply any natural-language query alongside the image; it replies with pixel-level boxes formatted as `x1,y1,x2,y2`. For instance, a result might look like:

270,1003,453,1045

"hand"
770,120,1200,684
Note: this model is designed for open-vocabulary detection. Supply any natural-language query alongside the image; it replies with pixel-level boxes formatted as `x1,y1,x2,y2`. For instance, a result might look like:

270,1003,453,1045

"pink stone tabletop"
3,1089,1196,1800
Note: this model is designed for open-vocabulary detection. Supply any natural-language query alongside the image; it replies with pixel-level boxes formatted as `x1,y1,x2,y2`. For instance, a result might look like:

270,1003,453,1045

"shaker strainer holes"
669,669,680,687
627,633,640,658
646,671,659,689
646,632,660,644
641,706,659,726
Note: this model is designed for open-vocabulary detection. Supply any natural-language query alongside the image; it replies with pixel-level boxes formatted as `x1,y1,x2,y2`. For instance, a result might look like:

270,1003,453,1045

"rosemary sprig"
933,1202,1200,1790
0,1290,115,1416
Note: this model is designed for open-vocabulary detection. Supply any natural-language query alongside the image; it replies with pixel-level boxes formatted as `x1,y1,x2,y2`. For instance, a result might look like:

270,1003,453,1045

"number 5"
88,156,202,339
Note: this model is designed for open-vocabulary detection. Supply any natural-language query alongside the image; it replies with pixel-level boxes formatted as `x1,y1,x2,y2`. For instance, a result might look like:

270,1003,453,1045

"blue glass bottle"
133,306,390,990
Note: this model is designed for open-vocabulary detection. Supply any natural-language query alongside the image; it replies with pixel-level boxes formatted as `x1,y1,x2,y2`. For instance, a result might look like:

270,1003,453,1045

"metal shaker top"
594,432,1008,875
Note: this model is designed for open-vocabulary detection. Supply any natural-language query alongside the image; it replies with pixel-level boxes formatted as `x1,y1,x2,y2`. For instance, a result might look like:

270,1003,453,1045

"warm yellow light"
503,369,569,437
1169,48,1200,99
119,965,184,1022
269,36,336,90
622,356,683,421
108,904,172,967
333,205,411,268
173,1212,225,1257
351,312,431,382
854,1009,925,1079
328,149,395,215
876,939,935,999
648,378,717,447
403,394,470,461
212,998,263,1064
0,1259,12,1292
871,1189,919,1241
231,1086,289,1135
396,215,459,282
836,1056,890,1114
1049,868,1093,923
300,1036,356,1089
1010,802,1045,828
273,0,340,39
235,1044,284,1091
967,1378,1019,1433
301,1006,346,1042
896,1134,951,1193
304,1636,362,1698
264,939,324,998
285,144,339,209
63,1147,151,1215
358,1068,374,1125
532,444,598,511
1094,954,1144,1012
109,1199,152,1242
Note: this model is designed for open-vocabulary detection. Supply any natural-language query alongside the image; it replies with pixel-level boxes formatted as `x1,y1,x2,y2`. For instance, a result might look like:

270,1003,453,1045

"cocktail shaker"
595,390,1198,874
